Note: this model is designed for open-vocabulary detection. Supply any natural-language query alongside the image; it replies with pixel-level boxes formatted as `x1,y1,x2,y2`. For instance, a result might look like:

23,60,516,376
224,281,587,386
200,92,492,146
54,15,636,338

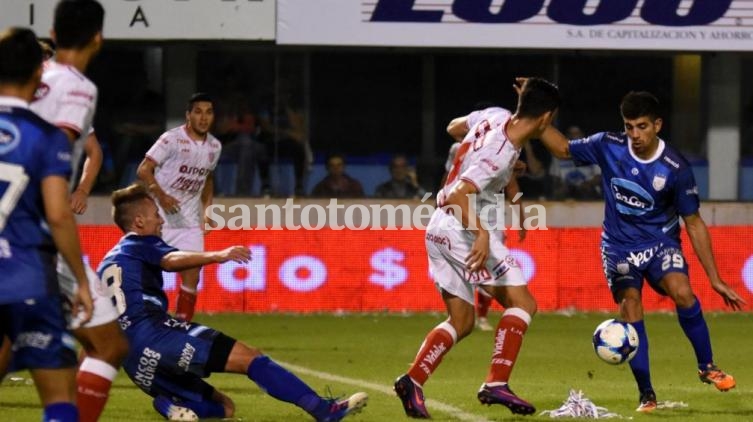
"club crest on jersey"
33,82,50,101
652,174,667,191
0,120,20,154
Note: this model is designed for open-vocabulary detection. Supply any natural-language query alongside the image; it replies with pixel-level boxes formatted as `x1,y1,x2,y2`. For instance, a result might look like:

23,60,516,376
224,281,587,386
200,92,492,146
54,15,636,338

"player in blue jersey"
97,183,368,421
0,27,93,422
537,86,745,412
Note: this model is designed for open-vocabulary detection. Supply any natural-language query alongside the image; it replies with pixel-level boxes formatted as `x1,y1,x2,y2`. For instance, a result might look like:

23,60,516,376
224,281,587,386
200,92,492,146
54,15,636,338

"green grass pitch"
2,312,753,421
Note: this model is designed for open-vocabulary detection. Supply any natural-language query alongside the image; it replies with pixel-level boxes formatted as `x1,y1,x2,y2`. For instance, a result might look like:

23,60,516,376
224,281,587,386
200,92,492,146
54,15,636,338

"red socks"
407,321,457,385
175,286,197,321
485,308,531,384
77,358,118,422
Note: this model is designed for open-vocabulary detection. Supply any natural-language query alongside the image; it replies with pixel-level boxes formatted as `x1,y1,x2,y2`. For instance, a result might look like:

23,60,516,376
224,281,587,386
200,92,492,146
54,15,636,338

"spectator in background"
311,153,365,198
517,138,558,199
550,125,602,200
374,154,426,199
257,86,310,197
220,106,268,196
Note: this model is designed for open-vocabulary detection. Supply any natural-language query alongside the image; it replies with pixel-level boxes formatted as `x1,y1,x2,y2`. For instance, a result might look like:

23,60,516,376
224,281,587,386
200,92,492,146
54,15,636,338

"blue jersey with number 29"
0,99,72,304
569,132,699,248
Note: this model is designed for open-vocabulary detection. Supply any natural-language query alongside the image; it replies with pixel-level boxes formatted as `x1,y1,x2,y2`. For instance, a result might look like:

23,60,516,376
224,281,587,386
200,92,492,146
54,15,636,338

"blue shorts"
122,315,234,402
0,295,77,370
600,239,689,303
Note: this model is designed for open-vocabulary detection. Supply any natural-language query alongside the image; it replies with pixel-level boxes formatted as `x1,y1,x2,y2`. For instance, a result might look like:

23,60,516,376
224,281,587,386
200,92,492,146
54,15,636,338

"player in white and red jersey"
394,78,560,419
445,105,528,332
25,2,129,421
137,93,221,322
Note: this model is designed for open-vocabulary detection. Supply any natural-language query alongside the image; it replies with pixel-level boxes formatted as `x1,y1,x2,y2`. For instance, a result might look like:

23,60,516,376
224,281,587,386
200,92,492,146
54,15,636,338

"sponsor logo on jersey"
610,178,655,216
177,343,196,371
663,155,680,169
480,158,499,171
178,165,211,176
425,232,451,250
66,90,94,102
177,138,191,145
652,174,667,191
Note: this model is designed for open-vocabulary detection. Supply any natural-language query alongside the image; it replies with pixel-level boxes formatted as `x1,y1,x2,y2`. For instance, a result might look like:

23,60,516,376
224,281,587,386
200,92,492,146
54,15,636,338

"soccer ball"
592,319,639,365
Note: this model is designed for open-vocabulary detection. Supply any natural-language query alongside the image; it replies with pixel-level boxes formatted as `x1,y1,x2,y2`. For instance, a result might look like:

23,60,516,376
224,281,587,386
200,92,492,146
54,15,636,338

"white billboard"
277,0,753,51
0,0,275,40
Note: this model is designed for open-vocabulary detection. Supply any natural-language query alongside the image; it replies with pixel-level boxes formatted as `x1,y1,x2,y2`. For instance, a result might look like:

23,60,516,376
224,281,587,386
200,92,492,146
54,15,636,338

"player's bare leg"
176,267,200,321
660,273,736,392
73,321,129,422
395,290,473,418
32,368,79,420
477,285,536,415
476,288,494,331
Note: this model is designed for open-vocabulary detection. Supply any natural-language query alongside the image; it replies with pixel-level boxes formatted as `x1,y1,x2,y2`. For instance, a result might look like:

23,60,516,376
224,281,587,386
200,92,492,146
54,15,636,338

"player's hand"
70,188,89,214
215,246,252,264
158,193,181,214
73,278,94,326
513,77,529,96
466,230,489,272
710,278,746,310
518,226,527,242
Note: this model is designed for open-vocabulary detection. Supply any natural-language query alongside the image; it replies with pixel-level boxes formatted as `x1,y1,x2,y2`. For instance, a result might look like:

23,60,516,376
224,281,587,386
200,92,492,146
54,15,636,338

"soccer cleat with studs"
314,392,369,422
394,374,430,419
635,390,657,413
152,396,199,421
699,363,736,392
477,383,536,415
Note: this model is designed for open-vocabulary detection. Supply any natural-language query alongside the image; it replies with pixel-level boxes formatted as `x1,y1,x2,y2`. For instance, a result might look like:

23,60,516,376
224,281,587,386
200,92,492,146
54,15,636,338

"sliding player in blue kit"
98,183,367,421
538,86,745,413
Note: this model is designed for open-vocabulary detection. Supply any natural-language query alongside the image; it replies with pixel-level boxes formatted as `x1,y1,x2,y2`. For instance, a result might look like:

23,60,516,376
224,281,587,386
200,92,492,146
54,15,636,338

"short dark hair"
186,92,213,113
325,153,345,170
111,183,152,233
54,0,105,49
620,91,661,121
516,77,561,118
0,28,43,85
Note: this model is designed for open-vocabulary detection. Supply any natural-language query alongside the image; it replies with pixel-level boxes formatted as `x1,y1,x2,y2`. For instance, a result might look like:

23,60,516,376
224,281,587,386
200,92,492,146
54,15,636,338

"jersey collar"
628,138,665,164
0,96,30,109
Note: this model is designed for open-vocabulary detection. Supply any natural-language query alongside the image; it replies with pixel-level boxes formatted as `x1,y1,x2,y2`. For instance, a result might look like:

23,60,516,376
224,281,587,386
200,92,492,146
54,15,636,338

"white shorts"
57,257,119,329
425,211,526,306
161,227,204,252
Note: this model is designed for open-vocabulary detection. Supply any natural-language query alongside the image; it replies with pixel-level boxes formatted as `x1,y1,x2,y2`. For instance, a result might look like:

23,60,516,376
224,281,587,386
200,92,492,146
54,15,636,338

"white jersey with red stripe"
444,107,510,172
30,60,97,181
146,125,221,229
437,107,519,229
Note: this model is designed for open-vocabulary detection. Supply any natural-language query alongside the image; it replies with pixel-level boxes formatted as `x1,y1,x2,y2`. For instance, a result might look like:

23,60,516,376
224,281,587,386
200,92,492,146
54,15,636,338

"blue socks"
677,297,713,370
247,355,323,413
628,320,653,393
182,399,226,418
43,402,78,422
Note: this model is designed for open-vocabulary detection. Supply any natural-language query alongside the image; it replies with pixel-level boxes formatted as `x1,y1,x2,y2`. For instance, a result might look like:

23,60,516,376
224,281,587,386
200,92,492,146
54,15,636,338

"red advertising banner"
79,226,753,313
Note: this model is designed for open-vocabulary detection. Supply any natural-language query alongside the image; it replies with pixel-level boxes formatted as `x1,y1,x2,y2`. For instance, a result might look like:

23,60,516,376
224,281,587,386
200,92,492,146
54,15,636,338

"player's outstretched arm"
540,126,571,159
70,132,103,214
161,246,251,272
683,212,747,310
447,115,469,142
41,175,93,323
